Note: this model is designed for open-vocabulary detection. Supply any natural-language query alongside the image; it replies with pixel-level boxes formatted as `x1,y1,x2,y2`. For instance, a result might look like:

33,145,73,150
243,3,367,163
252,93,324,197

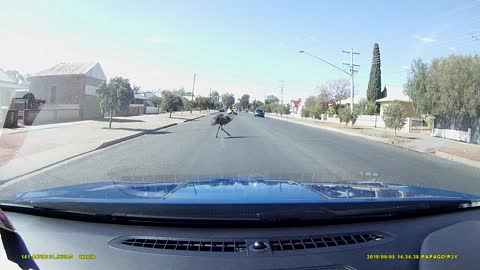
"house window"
50,86,57,103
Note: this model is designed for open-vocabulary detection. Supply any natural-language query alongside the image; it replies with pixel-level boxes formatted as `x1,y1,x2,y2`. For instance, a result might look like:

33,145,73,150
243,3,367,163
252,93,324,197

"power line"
442,0,480,16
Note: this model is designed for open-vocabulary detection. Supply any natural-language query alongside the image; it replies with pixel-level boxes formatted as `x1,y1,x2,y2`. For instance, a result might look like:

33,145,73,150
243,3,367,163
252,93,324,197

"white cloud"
401,65,409,70
414,35,435,44
448,47,457,52
144,37,169,44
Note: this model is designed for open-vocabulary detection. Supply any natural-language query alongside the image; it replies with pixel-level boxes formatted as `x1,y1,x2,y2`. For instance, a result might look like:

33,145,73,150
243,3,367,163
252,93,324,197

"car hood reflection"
8,179,480,204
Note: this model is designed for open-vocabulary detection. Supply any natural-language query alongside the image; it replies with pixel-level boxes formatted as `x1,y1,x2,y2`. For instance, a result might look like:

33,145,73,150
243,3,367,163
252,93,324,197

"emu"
211,112,235,138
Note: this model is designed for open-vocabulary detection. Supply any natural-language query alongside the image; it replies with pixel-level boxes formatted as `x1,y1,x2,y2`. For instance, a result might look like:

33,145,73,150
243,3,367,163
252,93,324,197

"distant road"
2,112,480,196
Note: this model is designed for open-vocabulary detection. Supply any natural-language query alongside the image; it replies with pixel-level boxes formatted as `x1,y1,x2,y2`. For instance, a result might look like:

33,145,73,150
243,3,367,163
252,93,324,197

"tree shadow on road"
102,127,146,132
223,136,256,139
169,117,201,121
100,118,145,123
397,135,420,140
148,131,173,135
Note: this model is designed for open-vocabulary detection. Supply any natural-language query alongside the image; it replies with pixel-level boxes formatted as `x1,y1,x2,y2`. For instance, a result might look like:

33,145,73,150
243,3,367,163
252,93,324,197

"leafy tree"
383,102,407,136
366,43,382,103
276,104,290,115
195,96,214,111
132,85,141,94
250,100,264,111
182,98,193,112
148,96,163,107
210,91,220,103
239,94,250,109
405,58,431,115
304,96,317,108
214,101,223,109
162,91,184,118
221,93,235,108
96,77,134,128
265,95,279,105
338,107,358,127
301,107,311,118
311,105,324,119
356,98,376,115
406,55,480,122
172,88,186,96
302,93,329,119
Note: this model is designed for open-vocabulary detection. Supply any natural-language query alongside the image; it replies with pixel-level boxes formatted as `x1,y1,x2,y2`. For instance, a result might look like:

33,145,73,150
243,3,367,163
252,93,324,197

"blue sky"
2,0,480,101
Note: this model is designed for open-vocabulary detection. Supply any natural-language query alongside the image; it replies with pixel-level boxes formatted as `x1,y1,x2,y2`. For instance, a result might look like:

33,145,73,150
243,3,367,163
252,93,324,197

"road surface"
1,112,480,197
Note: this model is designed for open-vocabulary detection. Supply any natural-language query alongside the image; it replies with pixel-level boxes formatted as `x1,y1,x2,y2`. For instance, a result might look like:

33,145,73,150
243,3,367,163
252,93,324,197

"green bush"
363,103,376,115
302,107,310,118
326,106,336,116
312,105,323,119
338,107,358,126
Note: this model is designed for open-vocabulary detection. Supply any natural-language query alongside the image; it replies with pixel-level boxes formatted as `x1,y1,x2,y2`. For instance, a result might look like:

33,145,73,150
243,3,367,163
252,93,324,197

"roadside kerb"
267,114,480,169
0,114,207,183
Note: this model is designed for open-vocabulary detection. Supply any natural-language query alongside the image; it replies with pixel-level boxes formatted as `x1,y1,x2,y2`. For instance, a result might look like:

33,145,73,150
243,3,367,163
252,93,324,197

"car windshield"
1,0,480,221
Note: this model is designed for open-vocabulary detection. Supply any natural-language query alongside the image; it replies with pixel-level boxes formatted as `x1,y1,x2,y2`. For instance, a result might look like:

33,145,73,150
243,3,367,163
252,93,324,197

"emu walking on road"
211,112,235,138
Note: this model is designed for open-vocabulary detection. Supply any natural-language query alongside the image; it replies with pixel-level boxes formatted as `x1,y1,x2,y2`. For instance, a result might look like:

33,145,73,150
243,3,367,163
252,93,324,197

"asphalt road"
1,112,480,197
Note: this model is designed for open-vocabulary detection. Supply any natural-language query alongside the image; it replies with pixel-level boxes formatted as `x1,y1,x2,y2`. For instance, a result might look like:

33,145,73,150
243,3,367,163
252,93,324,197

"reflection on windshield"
9,179,479,205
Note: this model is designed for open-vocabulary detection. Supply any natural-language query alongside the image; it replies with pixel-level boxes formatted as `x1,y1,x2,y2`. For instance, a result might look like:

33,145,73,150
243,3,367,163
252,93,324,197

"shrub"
338,107,358,126
383,102,407,136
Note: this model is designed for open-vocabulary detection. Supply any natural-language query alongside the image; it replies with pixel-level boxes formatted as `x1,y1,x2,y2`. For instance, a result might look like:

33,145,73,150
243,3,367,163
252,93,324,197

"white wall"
145,106,160,114
281,113,411,132
0,87,16,131
432,128,471,143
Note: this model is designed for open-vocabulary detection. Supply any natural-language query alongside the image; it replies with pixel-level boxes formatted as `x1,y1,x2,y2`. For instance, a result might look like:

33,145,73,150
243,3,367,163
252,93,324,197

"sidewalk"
0,111,212,181
267,113,480,168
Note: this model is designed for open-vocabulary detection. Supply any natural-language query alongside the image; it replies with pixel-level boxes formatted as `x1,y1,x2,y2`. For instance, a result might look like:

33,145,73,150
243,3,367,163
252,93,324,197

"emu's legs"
221,126,231,137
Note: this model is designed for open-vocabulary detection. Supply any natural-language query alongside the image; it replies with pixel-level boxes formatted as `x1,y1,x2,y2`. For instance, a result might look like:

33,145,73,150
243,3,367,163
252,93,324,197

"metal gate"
410,117,431,133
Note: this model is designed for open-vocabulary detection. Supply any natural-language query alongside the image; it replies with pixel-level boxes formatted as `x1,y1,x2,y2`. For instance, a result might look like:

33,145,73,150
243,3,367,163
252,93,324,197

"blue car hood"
8,179,480,204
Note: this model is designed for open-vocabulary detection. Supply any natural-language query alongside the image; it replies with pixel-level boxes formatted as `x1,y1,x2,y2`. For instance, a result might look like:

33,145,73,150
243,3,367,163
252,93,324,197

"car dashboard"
1,207,479,270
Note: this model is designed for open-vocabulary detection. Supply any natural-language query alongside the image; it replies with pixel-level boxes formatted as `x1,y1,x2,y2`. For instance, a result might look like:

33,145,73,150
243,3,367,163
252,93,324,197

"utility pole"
280,80,285,105
190,73,196,114
209,88,212,112
342,49,359,113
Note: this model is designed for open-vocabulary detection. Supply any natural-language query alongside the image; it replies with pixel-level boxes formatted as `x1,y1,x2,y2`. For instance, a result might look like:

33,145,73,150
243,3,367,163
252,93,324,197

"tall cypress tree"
367,43,382,102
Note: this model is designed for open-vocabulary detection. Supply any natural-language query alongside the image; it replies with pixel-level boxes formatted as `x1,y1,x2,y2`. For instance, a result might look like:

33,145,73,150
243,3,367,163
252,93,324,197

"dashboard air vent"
269,233,384,252
120,238,247,253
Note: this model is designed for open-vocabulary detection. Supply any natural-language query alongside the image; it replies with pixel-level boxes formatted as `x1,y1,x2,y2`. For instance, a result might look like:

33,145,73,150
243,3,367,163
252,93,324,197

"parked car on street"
254,108,264,117
218,107,226,112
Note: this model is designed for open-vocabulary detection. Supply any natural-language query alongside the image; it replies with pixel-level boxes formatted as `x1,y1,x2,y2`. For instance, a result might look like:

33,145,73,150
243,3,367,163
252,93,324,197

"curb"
0,115,207,184
96,123,178,149
268,115,480,169
434,151,480,168
95,115,207,149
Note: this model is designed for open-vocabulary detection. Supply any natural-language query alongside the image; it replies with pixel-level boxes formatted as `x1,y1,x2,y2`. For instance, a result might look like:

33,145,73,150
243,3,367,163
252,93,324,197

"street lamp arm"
299,50,351,76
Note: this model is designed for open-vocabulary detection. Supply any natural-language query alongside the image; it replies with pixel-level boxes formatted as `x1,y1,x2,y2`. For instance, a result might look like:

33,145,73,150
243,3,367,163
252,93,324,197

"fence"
280,113,420,133
410,117,431,133
23,108,81,125
433,116,479,144
145,106,160,114
116,104,145,116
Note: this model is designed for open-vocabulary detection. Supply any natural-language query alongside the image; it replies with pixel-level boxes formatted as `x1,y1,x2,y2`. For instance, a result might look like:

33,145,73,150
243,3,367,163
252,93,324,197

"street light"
299,50,356,112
